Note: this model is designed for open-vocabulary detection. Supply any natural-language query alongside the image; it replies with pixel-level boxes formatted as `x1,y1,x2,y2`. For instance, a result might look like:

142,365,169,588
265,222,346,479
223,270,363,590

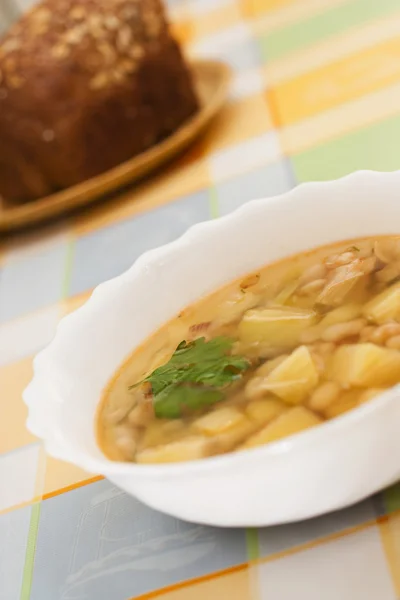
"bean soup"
98,236,400,464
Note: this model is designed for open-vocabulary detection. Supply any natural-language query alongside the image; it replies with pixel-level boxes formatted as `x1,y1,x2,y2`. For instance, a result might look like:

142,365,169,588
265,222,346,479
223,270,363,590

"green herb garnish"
130,337,250,419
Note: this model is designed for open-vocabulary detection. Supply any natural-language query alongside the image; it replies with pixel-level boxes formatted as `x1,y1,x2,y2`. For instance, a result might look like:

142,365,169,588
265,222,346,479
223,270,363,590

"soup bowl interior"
24,170,400,526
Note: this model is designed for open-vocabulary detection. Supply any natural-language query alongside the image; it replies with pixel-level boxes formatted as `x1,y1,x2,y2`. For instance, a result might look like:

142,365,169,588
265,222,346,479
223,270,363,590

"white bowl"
24,170,400,527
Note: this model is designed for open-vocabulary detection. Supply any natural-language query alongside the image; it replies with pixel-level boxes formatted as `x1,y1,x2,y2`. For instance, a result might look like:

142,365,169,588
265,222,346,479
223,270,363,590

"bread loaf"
0,0,199,202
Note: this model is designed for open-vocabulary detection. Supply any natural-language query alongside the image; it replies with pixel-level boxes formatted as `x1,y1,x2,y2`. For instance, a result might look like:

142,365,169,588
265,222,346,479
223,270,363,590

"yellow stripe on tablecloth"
192,3,242,40
202,94,273,153
281,81,400,155
379,512,400,596
253,0,349,36
242,0,304,18
265,11,400,86
270,36,400,126
73,153,211,236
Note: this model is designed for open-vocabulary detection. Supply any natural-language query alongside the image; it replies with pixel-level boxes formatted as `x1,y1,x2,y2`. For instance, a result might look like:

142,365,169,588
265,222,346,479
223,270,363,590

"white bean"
376,262,400,283
115,425,137,457
297,279,326,297
299,263,327,285
321,318,366,343
369,323,400,345
315,342,336,357
325,251,356,269
300,326,322,344
104,406,130,426
360,325,376,342
360,255,377,275
374,239,400,264
128,403,154,427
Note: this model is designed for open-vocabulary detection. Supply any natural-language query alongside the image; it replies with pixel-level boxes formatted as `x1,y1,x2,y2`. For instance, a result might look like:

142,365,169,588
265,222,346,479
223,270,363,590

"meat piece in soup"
97,236,400,464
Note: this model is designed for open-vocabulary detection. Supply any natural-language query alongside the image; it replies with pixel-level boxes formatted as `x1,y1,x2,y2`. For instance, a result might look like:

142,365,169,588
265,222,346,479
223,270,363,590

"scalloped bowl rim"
24,169,400,481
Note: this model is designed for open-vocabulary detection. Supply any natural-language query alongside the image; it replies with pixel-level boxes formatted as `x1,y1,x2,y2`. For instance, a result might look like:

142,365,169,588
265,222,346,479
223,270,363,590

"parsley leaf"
153,385,223,419
130,337,250,419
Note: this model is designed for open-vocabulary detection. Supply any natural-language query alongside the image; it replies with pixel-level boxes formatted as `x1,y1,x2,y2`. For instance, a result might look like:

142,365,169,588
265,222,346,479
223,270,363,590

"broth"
98,236,400,464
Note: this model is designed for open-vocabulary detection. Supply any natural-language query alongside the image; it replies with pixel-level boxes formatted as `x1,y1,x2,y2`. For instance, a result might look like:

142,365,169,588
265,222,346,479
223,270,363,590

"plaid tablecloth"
1,0,400,598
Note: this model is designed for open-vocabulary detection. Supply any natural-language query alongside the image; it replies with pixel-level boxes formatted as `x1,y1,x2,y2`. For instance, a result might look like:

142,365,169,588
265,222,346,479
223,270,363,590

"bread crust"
0,0,199,202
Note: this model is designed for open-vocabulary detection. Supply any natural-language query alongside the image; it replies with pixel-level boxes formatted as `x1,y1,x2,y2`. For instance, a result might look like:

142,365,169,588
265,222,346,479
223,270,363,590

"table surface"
1,0,400,598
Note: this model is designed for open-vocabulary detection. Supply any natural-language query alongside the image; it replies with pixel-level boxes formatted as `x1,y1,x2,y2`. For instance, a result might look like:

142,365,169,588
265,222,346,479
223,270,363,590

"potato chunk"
215,418,258,452
136,436,211,464
192,407,245,435
328,343,400,387
324,387,385,419
239,306,316,348
323,389,362,419
254,346,319,404
246,398,287,425
140,420,185,449
241,407,321,449
216,291,260,326
250,355,289,381
307,381,341,412
319,303,362,329
363,282,400,324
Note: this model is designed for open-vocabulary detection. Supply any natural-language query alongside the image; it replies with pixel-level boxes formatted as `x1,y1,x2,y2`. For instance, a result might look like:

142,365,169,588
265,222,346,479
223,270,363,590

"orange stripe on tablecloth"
0,475,98,513
265,88,282,129
72,152,211,236
42,474,104,501
270,36,400,126
128,563,249,600
0,484,102,516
